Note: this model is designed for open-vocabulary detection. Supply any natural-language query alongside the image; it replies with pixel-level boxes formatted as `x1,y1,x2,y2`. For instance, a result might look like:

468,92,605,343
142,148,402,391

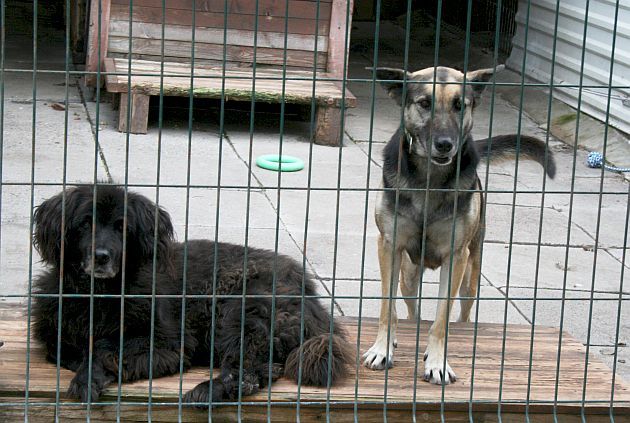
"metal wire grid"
0,0,628,422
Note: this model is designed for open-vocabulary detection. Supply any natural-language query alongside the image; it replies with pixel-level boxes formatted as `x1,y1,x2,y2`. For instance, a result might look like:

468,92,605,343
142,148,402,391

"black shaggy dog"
32,185,351,404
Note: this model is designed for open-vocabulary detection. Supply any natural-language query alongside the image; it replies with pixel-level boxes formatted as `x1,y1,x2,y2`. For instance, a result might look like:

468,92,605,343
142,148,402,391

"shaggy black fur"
32,185,351,404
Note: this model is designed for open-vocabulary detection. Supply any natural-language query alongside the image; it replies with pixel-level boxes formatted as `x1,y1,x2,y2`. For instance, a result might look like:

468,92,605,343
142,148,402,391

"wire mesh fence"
0,0,629,421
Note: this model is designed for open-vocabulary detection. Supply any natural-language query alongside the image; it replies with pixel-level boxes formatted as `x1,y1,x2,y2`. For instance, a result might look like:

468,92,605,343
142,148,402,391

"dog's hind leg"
458,243,481,323
400,252,420,320
185,301,273,406
423,247,469,385
362,234,402,370
185,366,265,407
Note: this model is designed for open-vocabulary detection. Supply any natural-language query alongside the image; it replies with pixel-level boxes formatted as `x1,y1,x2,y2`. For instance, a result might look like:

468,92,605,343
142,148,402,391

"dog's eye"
418,99,431,109
453,99,463,111
114,220,125,232
81,219,92,229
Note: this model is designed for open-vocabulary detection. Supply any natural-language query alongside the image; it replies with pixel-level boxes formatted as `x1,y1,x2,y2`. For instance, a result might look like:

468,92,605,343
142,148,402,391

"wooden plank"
106,57,325,77
1,301,629,417
107,55,334,74
85,0,112,86
103,57,120,89
113,76,351,106
109,20,329,52
104,58,357,107
118,93,150,133
326,0,353,79
107,54,327,73
3,401,624,423
108,52,234,68
107,57,320,77
109,4,330,36
110,0,332,20
108,37,328,70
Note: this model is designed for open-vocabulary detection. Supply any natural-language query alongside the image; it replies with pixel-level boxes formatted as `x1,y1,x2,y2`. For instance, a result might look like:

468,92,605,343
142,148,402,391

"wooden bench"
1,304,629,421
86,0,356,146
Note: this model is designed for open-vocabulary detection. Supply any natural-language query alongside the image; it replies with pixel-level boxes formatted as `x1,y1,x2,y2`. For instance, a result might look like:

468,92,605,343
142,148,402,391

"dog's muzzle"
82,248,118,279
431,137,454,165
406,131,454,166
431,155,452,165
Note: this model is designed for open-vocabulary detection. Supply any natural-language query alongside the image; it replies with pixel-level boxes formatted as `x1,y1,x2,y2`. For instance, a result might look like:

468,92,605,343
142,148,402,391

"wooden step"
104,58,355,145
1,304,628,421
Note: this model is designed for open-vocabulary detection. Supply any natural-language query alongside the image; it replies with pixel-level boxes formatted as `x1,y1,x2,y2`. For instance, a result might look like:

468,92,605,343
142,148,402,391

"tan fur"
363,64,553,385
363,66,555,384
363,65,498,383
365,184,484,384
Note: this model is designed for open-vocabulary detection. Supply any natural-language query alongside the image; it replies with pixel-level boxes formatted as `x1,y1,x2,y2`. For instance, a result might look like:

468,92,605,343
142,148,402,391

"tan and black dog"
362,65,556,384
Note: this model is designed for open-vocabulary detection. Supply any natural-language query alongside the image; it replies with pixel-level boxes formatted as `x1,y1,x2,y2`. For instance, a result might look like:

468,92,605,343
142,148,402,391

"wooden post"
70,0,86,58
326,0,354,81
315,106,342,146
85,0,112,86
320,0,354,146
118,93,150,134
110,92,120,110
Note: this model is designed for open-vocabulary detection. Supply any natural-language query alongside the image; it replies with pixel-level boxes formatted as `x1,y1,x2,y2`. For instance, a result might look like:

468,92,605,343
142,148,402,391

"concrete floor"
1,25,628,387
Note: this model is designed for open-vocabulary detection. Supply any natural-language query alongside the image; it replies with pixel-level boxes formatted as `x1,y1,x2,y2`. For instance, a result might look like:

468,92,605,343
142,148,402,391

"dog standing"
362,65,556,384
32,185,351,404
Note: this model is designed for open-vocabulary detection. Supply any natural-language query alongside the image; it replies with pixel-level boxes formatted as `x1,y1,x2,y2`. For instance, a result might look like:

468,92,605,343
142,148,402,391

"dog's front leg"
67,339,118,402
423,248,469,384
363,234,402,370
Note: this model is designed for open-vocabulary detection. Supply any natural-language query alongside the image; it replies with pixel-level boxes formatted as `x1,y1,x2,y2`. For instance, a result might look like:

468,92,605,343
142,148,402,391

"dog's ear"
127,193,176,276
368,67,411,106
33,187,82,266
466,65,505,100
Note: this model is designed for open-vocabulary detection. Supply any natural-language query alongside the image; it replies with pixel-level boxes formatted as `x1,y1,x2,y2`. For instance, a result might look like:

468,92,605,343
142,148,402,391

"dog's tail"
284,332,353,387
475,134,556,178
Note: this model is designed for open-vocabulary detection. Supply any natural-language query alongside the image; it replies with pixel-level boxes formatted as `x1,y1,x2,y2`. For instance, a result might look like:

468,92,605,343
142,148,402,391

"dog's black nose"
94,249,111,265
434,138,453,154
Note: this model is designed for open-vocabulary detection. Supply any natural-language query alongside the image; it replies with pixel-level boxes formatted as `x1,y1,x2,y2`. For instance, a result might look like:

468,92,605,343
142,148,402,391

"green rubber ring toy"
255,154,304,172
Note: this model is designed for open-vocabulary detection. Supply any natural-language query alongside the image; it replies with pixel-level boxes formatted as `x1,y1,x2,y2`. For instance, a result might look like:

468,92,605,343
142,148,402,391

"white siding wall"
507,0,630,134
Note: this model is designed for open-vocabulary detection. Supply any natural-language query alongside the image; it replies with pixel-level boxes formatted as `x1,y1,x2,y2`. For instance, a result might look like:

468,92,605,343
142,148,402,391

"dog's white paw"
362,339,395,370
423,349,456,385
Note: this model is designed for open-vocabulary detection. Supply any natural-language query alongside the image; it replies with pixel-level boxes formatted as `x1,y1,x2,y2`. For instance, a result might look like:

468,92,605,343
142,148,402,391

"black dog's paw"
66,362,115,403
67,374,103,403
183,381,212,409
183,375,260,409
261,363,284,385
240,373,260,396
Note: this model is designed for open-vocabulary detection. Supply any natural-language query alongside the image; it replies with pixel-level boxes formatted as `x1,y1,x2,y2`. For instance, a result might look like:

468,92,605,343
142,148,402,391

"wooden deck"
87,0,356,145
1,304,629,422
105,58,356,143
105,58,357,107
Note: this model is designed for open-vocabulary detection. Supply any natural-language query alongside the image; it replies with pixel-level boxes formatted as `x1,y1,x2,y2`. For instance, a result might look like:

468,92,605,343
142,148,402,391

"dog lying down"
32,185,351,404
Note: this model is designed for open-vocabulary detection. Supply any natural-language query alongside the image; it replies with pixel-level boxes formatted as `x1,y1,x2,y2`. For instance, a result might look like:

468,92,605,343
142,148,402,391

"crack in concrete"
483,239,601,248
570,219,630,272
10,98,83,104
495,285,630,297
349,134,383,170
222,132,345,316
77,82,113,184
485,201,558,210
480,273,534,325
